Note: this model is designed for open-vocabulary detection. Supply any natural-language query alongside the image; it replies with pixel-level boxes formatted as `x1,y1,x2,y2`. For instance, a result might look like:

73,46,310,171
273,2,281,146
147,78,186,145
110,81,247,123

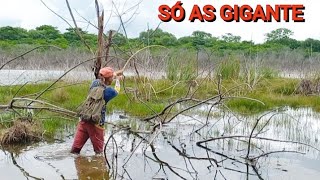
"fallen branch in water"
0,97,77,118
250,150,305,161
196,135,320,152
148,143,188,180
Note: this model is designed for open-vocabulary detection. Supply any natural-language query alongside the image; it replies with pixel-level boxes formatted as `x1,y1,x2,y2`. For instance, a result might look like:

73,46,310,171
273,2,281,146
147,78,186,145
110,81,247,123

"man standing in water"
71,67,123,154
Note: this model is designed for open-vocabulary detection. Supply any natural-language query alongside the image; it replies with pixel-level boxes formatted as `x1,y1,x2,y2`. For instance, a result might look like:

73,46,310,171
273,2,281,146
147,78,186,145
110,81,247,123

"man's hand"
115,75,124,80
114,69,124,77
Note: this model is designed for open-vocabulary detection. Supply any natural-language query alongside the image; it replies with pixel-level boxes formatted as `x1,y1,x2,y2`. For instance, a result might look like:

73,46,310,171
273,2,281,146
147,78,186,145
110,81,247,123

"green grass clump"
260,67,279,79
41,116,77,137
166,53,197,82
226,99,268,114
273,81,297,95
109,94,165,116
51,89,70,103
217,58,240,80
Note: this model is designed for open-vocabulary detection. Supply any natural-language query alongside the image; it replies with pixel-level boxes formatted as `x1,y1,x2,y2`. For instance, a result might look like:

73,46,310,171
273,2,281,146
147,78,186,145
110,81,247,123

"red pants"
71,121,105,154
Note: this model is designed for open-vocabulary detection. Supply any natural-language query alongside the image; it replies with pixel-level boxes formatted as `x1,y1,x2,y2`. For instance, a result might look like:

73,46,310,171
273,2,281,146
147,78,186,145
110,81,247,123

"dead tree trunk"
94,1,113,78
94,2,104,79
105,30,113,66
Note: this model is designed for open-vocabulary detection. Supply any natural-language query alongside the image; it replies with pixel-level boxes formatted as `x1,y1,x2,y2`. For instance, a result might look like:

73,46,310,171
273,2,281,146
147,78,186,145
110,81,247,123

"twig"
122,45,167,71
12,97,76,115
163,132,219,165
104,129,119,178
12,82,29,98
251,150,305,160
197,135,320,152
40,0,73,27
65,0,94,54
246,114,262,159
149,144,188,180
141,98,192,122
29,55,113,105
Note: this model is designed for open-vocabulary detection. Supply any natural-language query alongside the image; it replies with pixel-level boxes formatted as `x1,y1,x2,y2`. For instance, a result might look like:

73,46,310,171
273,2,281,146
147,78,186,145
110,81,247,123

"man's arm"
103,87,118,103
103,69,123,101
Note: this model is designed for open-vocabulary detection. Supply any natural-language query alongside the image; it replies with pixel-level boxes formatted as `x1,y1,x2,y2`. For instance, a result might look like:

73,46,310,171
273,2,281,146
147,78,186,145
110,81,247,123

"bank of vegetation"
0,25,319,54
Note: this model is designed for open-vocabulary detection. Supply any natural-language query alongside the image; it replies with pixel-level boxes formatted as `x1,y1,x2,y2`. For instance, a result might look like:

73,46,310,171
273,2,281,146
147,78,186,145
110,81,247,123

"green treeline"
0,25,319,55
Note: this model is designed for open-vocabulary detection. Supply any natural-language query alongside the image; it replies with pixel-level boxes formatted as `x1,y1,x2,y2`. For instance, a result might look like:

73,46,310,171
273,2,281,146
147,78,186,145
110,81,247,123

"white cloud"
0,0,318,43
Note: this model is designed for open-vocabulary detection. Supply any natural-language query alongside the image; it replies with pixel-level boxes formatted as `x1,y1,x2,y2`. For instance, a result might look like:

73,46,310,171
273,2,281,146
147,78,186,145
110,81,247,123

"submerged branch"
197,135,320,152
149,143,188,180
251,150,305,160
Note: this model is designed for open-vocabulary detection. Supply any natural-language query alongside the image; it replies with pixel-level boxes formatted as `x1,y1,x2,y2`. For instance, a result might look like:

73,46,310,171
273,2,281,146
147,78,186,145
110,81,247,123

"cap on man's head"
99,67,114,78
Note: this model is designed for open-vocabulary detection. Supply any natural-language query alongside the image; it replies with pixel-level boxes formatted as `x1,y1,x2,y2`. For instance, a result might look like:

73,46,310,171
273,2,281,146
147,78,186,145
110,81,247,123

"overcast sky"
0,0,317,43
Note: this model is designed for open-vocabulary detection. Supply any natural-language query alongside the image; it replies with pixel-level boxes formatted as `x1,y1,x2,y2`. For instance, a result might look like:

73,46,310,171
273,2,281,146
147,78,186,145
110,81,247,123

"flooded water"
1,107,320,180
0,70,166,86
0,70,94,85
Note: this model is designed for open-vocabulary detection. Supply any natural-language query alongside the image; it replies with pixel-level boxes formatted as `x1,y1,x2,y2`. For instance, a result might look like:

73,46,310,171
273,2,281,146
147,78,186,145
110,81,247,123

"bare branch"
10,152,43,180
65,0,94,54
197,135,320,152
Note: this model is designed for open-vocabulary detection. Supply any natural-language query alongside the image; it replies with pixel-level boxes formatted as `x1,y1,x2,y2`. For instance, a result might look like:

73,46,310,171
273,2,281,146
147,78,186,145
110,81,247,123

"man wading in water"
71,67,123,154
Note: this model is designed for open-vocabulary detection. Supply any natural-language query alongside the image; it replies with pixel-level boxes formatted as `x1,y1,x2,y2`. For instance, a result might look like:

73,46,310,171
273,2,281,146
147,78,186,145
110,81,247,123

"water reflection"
75,155,109,180
0,107,320,179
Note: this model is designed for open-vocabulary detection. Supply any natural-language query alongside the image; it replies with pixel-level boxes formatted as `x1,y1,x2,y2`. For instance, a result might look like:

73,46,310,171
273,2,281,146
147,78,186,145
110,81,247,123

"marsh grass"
217,58,240,80
222,78,320,114
107,93,165,116
0,112,16,128
260,67,279,79
166,53,197,82
1,77,320,136
51,89,70,103
41,116,76,137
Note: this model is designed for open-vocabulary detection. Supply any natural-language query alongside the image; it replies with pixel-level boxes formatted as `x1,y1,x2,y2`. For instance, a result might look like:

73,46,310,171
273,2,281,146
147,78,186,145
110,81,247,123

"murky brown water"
1,107,320,180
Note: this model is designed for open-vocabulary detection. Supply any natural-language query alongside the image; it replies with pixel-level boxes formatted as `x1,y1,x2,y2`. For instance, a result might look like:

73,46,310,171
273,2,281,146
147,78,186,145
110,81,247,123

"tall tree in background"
265,28,294,42
31,25,61,40
264,28,300,49
139,28,177,46
221,33,241,43
0,26,28,40
192,30,213,48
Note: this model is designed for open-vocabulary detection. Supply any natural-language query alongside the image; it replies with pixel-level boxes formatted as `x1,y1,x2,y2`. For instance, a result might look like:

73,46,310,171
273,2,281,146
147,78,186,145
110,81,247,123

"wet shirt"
90,79,118,125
